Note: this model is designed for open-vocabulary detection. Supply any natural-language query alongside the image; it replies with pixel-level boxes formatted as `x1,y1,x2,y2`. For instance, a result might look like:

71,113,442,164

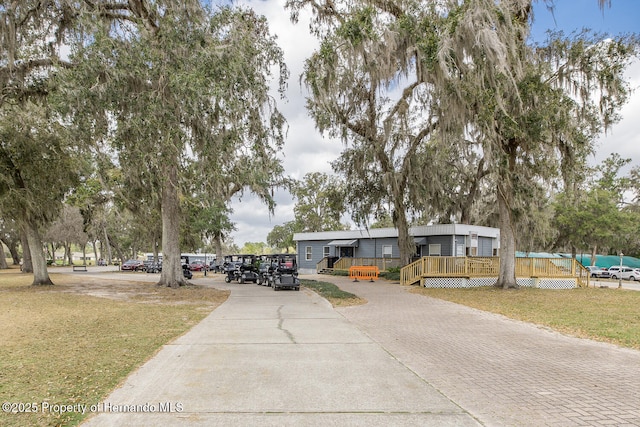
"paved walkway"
82,277,478,426
80,271,640,426
323,274,640,426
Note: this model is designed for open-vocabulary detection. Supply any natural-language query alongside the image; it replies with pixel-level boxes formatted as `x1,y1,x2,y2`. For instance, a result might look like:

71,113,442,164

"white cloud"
228,0,342,246
230,188,296,246
594,59,640,168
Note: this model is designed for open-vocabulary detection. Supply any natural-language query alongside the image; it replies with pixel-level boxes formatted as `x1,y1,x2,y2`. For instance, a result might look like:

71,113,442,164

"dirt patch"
47,273,229,306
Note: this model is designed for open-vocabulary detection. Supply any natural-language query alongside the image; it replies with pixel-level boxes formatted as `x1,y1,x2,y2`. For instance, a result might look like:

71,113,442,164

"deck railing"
400,256,590,287
333,257,402,271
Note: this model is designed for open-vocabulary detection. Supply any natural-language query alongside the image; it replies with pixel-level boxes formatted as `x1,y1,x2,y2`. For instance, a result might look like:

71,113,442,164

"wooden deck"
400,256,590,288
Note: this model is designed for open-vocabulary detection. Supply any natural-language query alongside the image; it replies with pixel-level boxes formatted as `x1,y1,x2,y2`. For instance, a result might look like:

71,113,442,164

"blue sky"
228,0,640,247
531,0,640,42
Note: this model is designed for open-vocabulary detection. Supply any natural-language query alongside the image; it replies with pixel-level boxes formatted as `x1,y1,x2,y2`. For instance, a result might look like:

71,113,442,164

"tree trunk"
23,220,53,285
460,159,486,224
158,162,188,288
392,198,413,267
7,239,20,265
495,180,518,289
21,231,33,273
92,240,99,265
590,245,598,266
214,233,223,267
0,242,8,269
1,237,21,265
66,243,73,265
153,241,160,263
103,227,113,263
113,245,125,267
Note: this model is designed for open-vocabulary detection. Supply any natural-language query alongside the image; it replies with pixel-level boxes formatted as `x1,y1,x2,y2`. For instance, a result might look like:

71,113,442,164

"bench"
72,265,88,272
349,265,380,282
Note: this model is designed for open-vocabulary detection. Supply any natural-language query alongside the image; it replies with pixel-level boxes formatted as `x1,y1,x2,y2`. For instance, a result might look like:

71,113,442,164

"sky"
226,0,640,247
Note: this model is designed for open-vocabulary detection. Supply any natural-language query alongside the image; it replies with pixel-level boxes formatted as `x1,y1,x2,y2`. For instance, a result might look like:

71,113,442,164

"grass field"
0,270,228,427
412,286,640,350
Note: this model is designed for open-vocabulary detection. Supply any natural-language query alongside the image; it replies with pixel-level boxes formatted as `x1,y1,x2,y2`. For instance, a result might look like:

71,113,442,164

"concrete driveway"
82,278,478,426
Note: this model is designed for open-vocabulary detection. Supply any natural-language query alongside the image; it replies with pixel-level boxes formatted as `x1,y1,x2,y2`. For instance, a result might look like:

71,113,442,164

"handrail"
575,262,590,288
400,256,590,287
316,257,330,272
400,257,424,286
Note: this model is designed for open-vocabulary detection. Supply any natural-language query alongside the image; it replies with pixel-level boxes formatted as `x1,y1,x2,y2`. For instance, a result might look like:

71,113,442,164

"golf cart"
222,255,260,284
237,254,260,284
182,263,193,280
256,255,275,286
222,255,242,283
269,254,300,291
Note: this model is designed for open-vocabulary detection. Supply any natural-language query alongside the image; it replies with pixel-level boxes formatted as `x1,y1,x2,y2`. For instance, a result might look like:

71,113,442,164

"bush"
331,269,349,276
381,270,400,281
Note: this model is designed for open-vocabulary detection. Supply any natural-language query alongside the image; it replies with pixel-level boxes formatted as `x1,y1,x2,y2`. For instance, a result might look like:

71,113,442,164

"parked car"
630,269,640,281
585,266,610,278
607,265,631,280
121,259,145,271
189,262,206,271
611,267,640,280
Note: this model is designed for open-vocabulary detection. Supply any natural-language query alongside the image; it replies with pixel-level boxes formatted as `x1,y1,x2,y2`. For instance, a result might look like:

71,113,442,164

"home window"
323,246,330,258
382,245,393,258
429,244,441,256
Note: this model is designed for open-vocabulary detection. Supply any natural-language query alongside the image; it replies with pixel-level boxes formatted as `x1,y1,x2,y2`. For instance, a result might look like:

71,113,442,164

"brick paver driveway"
308,275,640,426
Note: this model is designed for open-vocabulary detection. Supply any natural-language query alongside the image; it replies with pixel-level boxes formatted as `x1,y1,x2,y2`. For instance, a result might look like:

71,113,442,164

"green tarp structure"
516,252,640,269
573,255,640,269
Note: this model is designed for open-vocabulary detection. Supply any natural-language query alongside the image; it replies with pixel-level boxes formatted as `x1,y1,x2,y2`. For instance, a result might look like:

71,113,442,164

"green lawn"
0,271,228,427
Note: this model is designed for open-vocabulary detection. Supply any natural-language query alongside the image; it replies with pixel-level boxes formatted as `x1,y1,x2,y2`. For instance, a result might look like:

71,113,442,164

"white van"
607,265,631,279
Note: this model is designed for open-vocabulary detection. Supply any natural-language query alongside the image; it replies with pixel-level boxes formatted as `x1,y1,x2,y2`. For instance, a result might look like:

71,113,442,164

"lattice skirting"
422,277,576,289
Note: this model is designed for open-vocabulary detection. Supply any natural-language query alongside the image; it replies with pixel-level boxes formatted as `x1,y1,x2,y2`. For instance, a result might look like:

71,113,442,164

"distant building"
294,224,500,274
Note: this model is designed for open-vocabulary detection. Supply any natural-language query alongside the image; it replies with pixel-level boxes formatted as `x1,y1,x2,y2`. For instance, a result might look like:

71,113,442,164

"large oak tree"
0,1,94,285
62,2,288,287
288,0,638,287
